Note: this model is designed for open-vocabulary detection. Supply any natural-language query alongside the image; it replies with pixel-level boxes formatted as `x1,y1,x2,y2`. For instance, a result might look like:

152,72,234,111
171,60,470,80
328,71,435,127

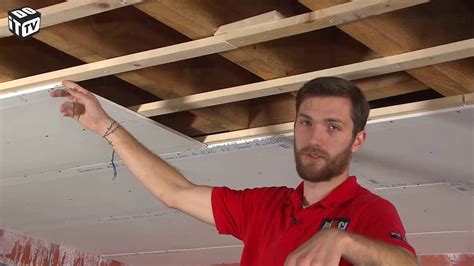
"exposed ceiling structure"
0,0,472,142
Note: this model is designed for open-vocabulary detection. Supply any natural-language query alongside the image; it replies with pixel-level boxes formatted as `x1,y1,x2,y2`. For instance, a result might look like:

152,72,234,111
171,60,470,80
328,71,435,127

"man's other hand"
50,80,114,135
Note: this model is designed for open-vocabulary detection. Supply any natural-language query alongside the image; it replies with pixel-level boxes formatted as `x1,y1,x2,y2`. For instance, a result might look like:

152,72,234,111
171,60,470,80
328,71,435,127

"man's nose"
308,125,328,147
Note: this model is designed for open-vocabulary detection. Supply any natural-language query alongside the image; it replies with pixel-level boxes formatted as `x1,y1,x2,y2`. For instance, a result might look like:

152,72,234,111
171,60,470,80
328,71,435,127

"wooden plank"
355,72,429,101
129,39,474,117
153,112,229,137
214,11,285,35
301,0,474,96
0,73,11,82
222,0,429,46
196,122,294,144
368,95,465,121
463,93,474,106
0,0,142,38
198,93,473,144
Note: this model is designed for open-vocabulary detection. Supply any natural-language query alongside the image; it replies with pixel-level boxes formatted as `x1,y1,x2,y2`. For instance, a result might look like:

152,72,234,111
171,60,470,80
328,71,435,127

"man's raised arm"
50,80,215,225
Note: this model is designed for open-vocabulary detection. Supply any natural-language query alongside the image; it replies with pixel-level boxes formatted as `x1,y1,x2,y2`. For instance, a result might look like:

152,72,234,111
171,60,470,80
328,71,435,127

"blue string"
111,150,117,179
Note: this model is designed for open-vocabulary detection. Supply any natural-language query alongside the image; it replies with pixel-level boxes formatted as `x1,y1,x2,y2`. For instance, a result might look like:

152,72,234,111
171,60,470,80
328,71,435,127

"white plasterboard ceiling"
0,88,204,179
0,92,473,265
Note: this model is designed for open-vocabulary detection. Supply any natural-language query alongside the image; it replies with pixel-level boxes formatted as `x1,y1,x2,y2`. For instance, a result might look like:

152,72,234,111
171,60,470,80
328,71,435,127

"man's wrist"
337,230,354,256
101,118,120,146
96,117,114,135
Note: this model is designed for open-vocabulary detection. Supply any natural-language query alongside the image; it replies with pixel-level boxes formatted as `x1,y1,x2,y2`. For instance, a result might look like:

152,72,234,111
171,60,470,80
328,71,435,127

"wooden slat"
465,93,474,105
355,72,429,101
300,0,474,96
129,39,474,117
198,93,473,144
214,11,285,35
0,0,142,38
368,95,466,121
198,122,295,144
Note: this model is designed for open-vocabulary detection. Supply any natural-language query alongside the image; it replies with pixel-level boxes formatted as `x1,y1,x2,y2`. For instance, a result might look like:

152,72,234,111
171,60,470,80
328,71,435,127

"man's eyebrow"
325,118,346,125
297,113,312,120
297,113,347,125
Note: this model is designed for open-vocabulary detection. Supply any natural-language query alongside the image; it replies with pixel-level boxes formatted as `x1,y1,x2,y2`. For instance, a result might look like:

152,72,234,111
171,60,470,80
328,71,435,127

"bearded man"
51,77,417,266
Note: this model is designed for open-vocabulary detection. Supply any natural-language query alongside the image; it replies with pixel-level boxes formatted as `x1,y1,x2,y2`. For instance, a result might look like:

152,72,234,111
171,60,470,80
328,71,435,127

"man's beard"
294,140,353,183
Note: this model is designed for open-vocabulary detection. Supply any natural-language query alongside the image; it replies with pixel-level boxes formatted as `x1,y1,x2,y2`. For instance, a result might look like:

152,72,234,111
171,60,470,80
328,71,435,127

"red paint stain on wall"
1,231,49,265
1,229,123,266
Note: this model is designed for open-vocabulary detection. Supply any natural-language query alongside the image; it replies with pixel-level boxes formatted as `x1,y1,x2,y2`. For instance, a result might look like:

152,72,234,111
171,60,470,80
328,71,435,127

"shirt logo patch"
320,217,350,231
390,232,407,242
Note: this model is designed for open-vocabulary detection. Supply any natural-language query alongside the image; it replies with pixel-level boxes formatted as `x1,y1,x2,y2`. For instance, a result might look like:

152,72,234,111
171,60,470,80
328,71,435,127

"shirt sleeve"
211,186,251,240
211,186,287,241
354,198,416,257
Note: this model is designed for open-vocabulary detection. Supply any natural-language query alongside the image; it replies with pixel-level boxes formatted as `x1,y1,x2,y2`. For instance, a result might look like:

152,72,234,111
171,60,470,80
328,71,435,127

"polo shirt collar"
290,176,359,210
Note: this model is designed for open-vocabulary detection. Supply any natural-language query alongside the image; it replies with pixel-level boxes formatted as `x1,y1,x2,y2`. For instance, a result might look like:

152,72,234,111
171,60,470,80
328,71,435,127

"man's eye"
300,120,311,126
329,125,341,131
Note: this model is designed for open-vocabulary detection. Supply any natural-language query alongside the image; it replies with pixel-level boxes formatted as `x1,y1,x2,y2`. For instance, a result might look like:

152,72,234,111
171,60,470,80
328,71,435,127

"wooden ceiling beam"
300,0,474,96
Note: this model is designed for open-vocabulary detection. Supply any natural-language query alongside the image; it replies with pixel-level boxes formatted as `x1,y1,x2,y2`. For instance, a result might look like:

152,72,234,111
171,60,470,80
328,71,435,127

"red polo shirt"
211,176,415,266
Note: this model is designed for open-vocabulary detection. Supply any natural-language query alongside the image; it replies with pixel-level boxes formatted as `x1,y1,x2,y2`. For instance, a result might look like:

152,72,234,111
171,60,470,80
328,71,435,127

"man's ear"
351,130,367,153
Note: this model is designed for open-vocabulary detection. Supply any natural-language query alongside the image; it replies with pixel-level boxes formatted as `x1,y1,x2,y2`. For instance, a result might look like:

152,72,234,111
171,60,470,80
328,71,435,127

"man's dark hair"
295,77,370,137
